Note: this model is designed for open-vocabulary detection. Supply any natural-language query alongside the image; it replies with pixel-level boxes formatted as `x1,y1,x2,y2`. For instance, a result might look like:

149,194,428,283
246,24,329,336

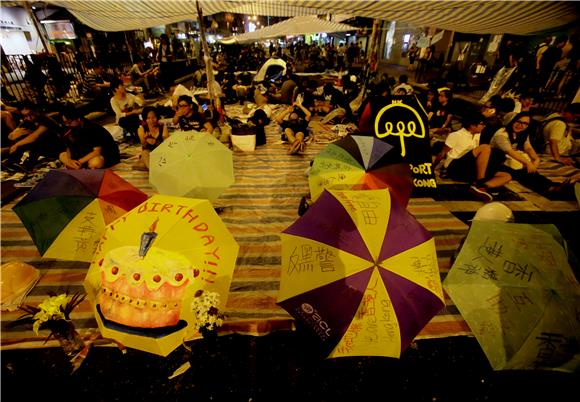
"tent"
220,15,358,44
25,1,577,34
253,57,287,82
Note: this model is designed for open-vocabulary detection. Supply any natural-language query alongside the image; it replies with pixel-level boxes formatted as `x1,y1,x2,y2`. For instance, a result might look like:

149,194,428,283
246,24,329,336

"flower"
13,291,86,337
191,290,225,337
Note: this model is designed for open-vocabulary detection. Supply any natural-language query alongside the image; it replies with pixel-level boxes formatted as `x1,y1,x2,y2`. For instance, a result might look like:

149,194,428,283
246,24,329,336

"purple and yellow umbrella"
278,188,444,358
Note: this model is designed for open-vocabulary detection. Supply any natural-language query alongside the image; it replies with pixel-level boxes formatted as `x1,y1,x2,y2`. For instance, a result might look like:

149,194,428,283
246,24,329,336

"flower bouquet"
168,290,226,379
191,290,225,339
12,291,86,358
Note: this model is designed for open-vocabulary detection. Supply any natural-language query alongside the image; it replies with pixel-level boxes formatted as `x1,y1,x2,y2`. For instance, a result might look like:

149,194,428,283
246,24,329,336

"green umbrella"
149,131,234,201
444,221,580,372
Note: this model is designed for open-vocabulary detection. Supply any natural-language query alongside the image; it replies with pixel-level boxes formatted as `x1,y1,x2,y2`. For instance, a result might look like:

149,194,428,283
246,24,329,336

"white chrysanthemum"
191,291,225,334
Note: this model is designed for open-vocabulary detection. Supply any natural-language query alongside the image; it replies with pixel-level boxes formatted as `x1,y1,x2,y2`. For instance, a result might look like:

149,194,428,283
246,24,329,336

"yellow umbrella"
84,194,239,356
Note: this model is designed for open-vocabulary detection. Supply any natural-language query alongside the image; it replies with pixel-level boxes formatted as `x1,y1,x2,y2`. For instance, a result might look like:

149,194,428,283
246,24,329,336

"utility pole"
195,0,222,120
367,19,380,73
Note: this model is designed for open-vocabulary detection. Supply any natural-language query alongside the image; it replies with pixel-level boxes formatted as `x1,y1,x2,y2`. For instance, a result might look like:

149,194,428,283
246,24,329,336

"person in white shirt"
393,74,414,95
542,103,580,165
129,57,159,93
434,113,512,202
110,78,145,142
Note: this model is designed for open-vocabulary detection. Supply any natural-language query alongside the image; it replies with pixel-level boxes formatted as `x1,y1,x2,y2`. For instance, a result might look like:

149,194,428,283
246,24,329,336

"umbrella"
83,194,239,356
13,169,147,262
309,135,413,207
444,221,580,372
149,131,234,202
278,188,444,358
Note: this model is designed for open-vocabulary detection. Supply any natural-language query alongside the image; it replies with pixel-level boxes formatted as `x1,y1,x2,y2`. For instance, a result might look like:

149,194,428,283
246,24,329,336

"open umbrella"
444,221,580,372
13,169,147,262
278,188,444,358
83,194,239,356
149,131,234,201
309,135,413,207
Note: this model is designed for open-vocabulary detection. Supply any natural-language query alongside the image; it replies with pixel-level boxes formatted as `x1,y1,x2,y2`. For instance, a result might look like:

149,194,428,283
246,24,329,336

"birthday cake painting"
83,195,240,356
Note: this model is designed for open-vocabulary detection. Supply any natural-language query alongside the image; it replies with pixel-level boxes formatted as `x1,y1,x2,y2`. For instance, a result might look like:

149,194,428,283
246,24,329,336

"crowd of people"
1,34,579,203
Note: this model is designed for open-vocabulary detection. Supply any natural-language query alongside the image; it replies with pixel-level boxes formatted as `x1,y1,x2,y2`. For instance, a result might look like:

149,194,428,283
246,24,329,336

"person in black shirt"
172,95,213,132
2,101,65,169
319,83,353,124
276,102,311,155
59,107,120,169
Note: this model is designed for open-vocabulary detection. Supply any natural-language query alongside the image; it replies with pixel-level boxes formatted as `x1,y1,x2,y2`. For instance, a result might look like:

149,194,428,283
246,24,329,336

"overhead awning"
38,0,578,34
221,15,358,44
285,0,579,35
44,0,321,32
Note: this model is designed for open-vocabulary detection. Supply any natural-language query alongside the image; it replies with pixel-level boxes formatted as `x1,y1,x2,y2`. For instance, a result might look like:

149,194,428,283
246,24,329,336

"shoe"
469,185,493,202
298,196,311,216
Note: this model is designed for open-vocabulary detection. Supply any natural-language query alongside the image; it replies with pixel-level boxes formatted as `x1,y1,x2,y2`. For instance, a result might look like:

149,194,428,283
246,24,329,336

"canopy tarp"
221,15,358,44
37,0,578,34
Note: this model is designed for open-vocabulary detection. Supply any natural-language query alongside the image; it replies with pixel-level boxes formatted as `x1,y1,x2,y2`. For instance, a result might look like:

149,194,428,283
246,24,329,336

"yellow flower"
31,294,71,334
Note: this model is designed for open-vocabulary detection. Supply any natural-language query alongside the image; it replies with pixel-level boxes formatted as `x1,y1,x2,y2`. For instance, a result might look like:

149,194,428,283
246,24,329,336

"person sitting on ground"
1,100,20,133
129,56,160,94
220,71,238,104
318,83,353,124
419,88,438,122
80,62,111,108
173,95,213,132
232,72,253,104
59,106,120,170
292,79,317,113
2,101,65,171
110,78,145,142
479,95,512,144
434,113,512,202
168,84,199,111
267,71,298,105
276,102,311,155
134,106,168,171
503,91,539,125
430,88,454,135
490,111,576,197
541,102,580,166
358,81,393,133
248,108,270,146
393,74,414,95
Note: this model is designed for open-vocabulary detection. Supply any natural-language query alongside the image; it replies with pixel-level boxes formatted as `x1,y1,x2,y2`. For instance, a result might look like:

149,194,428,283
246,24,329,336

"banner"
371,95,437,193
479,67,516,104
417,35,430,48
431,30,444,45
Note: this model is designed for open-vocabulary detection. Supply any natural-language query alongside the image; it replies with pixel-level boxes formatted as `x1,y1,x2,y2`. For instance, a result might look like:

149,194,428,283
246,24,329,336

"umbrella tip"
139,219,159,257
